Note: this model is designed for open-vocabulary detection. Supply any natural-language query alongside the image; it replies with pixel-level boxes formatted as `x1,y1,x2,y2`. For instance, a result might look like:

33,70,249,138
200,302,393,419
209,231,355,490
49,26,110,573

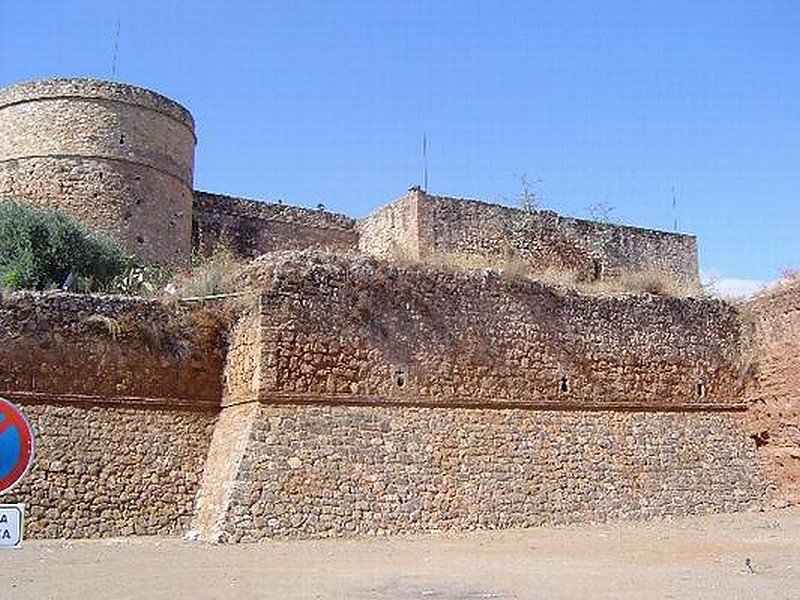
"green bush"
0,200,133,292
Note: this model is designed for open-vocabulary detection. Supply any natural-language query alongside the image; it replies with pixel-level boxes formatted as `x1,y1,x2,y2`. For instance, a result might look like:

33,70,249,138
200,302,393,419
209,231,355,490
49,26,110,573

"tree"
0,200,132,292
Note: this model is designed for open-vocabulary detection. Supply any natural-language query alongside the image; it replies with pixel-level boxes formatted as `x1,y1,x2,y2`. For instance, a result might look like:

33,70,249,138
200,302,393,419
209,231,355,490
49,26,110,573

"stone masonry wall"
240,252,743,409
0,79,196,263
192,252,770,541
3,403,216,538
357,193,420,260
206,405,766,542
0,292,223,538
193,191,358,258
421,193,699,284
0,293,224,405
360,190,699,285
742,279,800,503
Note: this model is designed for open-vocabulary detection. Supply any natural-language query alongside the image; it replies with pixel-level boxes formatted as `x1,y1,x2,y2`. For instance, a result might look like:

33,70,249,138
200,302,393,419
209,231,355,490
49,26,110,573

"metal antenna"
111,19,121,79
672,184,678,231
422,132,429,191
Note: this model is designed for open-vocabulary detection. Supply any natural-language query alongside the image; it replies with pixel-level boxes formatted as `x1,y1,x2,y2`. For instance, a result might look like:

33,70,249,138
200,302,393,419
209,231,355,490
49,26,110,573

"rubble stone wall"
192,253,770,541
246,254,743,409
420,193,699,284
361,190,699,285
205,404,767,542
4,403,216,539
0,292,223,538
357,194,420,260
193,191,358,258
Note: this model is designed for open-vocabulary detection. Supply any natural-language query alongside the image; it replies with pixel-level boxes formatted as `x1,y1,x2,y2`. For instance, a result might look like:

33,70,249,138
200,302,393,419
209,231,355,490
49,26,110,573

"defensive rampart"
192,252,769,542
193,191,358,258
359,189,699,285
0,257,778,541
0,292,222,538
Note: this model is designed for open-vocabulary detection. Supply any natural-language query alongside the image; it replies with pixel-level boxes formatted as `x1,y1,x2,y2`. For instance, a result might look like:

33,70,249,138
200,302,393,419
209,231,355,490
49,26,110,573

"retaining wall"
0,292,222,538
192,252,770,541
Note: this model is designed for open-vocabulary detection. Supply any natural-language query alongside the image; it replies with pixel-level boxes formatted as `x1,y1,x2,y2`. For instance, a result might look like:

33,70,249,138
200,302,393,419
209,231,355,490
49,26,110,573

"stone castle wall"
0,79,196,263
0,260,778,542
0,292,222,538
357,194,421,260
191,253,770,541
0,78,700,279
360,189,699,285
193,191,358,258
202,404,765,542
241,253,741,409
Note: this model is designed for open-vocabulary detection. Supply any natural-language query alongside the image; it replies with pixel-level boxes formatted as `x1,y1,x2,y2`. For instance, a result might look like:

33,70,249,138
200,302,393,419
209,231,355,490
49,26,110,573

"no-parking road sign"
0,397,34,495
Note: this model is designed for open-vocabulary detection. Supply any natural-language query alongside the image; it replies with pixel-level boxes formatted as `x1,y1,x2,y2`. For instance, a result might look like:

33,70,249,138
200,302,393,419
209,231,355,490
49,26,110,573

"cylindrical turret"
0,78,196,263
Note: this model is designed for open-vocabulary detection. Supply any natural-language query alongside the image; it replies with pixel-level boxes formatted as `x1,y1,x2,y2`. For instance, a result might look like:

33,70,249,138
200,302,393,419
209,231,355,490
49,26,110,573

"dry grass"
172,245,247,299
576,270,704,298
81,314,122,340
421,251,700,297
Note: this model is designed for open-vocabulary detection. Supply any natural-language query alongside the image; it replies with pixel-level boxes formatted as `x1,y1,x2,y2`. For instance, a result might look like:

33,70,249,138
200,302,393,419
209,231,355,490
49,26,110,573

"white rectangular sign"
0,504,24,549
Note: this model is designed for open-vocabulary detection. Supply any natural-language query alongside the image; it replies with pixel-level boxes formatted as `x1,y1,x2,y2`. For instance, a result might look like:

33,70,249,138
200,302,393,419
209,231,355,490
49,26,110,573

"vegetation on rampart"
0,200,131,292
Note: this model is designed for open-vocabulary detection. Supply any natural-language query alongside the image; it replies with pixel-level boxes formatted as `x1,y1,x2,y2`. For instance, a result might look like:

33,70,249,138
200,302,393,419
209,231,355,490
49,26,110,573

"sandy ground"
3,507,800,600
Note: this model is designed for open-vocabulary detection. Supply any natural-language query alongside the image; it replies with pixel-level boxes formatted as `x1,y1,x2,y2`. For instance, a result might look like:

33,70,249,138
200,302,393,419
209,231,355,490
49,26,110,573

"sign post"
0,397,35,549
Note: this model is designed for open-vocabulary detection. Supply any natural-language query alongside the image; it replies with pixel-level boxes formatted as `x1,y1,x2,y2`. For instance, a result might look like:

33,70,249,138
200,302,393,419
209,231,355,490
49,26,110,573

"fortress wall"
357,194,421,260
250,254,742,408
193,253,770,541
0,79,196,263
211,405,764,541
193,191,358,258
419,192,699,284
742,280,800,503
360,190,699,284
0,292,223,538
5,403,216,539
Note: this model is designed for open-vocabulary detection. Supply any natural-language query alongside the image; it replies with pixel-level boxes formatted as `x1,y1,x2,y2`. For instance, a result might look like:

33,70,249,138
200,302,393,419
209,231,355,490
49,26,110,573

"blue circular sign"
0,398,34,494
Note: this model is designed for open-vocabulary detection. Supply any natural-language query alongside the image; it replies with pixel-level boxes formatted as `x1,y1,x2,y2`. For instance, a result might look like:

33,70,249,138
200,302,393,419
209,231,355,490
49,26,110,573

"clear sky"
2,0,798,292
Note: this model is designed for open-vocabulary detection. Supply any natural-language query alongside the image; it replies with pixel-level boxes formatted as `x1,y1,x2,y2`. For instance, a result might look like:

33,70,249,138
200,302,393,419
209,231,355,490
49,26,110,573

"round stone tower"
0,78,196,263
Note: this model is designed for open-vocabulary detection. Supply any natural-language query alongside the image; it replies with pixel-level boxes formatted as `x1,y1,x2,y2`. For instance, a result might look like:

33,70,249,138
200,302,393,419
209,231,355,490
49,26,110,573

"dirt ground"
3,507,800,600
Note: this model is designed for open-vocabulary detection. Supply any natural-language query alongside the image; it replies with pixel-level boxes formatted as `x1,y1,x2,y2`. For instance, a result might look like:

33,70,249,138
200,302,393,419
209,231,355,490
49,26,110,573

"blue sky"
2,0,798,291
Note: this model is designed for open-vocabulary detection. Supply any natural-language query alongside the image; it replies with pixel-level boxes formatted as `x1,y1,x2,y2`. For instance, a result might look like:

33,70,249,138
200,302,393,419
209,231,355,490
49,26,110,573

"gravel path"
3,507,799,599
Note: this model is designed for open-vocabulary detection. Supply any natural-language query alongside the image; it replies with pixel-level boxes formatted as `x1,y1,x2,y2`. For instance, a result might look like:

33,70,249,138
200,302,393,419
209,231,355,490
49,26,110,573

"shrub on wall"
0,200,133,292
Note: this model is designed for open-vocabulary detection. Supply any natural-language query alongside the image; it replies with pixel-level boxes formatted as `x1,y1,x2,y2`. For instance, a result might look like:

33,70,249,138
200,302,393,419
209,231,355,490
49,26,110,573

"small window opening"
750,431,770,448
559,376,570,394
592,259,604,282
393,365,408,389
696,381,706,399
136,235,145,244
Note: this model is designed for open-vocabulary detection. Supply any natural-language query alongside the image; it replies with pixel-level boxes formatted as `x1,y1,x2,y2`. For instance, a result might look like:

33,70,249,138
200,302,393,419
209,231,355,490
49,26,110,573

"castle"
0,78,698,286
0,78,796,542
